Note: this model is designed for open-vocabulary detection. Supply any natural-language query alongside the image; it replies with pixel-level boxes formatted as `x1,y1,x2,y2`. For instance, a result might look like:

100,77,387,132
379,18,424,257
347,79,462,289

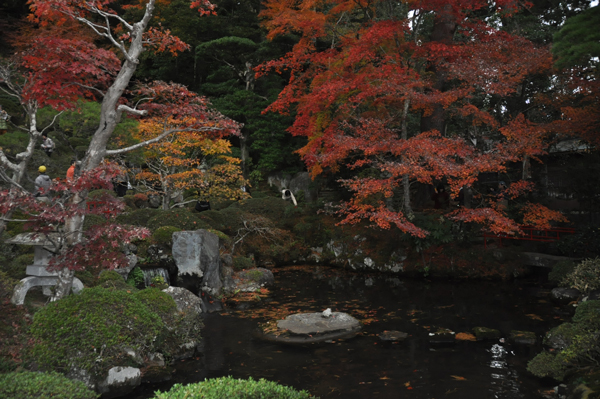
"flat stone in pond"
473,326,502,341
277,312,360,335
379,330,408,342
509,330,537,345
259,312,361,345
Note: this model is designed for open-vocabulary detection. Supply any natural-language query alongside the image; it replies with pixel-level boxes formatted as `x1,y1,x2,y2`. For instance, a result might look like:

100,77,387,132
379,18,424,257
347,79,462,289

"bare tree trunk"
401,98,413,216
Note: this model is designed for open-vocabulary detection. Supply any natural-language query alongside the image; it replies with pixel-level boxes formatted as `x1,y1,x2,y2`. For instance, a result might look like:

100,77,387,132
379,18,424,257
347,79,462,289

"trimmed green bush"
561,258,600,294
135,288,177,315
153,376,316,399
98,269,124,284
147,209,211,231
74,270,95,287
115,208,162,227
0,371,98,399
152,226,182,247
82,214,106,231
28,286,164,376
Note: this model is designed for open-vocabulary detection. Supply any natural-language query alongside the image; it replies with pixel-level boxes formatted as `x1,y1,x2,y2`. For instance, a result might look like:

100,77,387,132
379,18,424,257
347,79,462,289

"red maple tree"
258,0,569,237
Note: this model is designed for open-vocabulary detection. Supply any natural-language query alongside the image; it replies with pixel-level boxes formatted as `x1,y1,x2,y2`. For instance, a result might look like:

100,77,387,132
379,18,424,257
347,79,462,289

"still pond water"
131,265,565,398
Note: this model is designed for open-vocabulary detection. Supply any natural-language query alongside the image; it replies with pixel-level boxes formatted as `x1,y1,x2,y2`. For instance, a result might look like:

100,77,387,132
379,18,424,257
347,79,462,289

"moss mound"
28,286,163,375
153,376,316,399
0,371,98,399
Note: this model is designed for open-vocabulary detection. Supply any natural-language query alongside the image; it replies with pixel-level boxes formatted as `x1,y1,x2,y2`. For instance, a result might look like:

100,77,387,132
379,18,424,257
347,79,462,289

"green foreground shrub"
0,371,98,399
153,376,316,399
561,258,600,294
528,300,600,381
28,286,163,376
152,226,182,247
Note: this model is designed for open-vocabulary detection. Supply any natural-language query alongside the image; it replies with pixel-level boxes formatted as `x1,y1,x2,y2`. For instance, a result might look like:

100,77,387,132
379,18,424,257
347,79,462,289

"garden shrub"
123,194,136,209
213,207,245,234
133,193,149,208
147,209,211,231
561,258,600,294
0,270,17,300
230,197,292,224
195,210,227,231
98,269,124,284
82,214,106,231
0,371,98,399
548,260,576,283
115,208,162,227
528,300,600,381
5,253,34,280
127,266,145,289
152,226,182,247
572,300,600,331
28,286,164,376
88,189,116,199
153,376,316,399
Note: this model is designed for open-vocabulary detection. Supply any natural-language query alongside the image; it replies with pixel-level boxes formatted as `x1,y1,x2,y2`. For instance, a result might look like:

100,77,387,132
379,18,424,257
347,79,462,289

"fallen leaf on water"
380,376,390,380
526,314,544,321
450,375,466,381
404,382,411,387
455,332,477,341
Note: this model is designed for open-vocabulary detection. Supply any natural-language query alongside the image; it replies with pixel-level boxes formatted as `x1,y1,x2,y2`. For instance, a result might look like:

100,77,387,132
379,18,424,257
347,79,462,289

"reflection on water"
131,266,561,399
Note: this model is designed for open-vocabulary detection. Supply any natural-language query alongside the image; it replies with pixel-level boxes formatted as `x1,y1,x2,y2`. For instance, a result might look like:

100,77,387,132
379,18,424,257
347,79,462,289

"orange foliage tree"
258,0,569,237
129,82,249,209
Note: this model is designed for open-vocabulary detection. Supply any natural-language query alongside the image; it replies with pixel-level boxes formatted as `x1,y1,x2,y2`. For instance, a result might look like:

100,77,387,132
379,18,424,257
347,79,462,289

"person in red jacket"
66,160,76,181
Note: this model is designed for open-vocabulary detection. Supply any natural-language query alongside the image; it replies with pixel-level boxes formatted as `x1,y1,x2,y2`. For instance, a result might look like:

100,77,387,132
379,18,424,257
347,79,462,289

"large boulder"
172,230,222,296
162,286,203,316
96,367,141,398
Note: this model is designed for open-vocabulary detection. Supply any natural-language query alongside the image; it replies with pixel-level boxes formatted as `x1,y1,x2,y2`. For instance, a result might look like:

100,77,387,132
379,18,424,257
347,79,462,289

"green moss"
135,288,177,316
153,376,316,399
152,226,182,247
28,287,163,376
527,351,570,380
0,371,98,399
147,209,211,231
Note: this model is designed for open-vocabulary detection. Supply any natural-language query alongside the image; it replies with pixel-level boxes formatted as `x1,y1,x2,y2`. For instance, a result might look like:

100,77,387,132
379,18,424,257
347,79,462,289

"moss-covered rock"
98,269,124,284
0,371,98,399
28,287,163,378
152,226,182,247
561,258,600,294
153,376,315,399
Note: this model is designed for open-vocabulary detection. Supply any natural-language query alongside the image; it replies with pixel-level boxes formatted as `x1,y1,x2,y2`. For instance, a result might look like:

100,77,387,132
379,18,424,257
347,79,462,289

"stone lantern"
7,233,84,305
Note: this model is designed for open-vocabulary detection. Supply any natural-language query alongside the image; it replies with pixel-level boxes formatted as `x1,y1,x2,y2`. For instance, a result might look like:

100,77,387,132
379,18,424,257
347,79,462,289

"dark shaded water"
131,266,565,398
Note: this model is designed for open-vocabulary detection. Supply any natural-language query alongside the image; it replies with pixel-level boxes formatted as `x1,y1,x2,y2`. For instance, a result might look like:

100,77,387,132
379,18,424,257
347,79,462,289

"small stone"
379,330,408,342
509,330,537,345
473,326,502,340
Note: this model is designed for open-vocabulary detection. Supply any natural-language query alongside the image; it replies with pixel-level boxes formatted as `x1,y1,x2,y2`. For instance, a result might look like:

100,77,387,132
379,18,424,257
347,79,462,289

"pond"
131,265,565,398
